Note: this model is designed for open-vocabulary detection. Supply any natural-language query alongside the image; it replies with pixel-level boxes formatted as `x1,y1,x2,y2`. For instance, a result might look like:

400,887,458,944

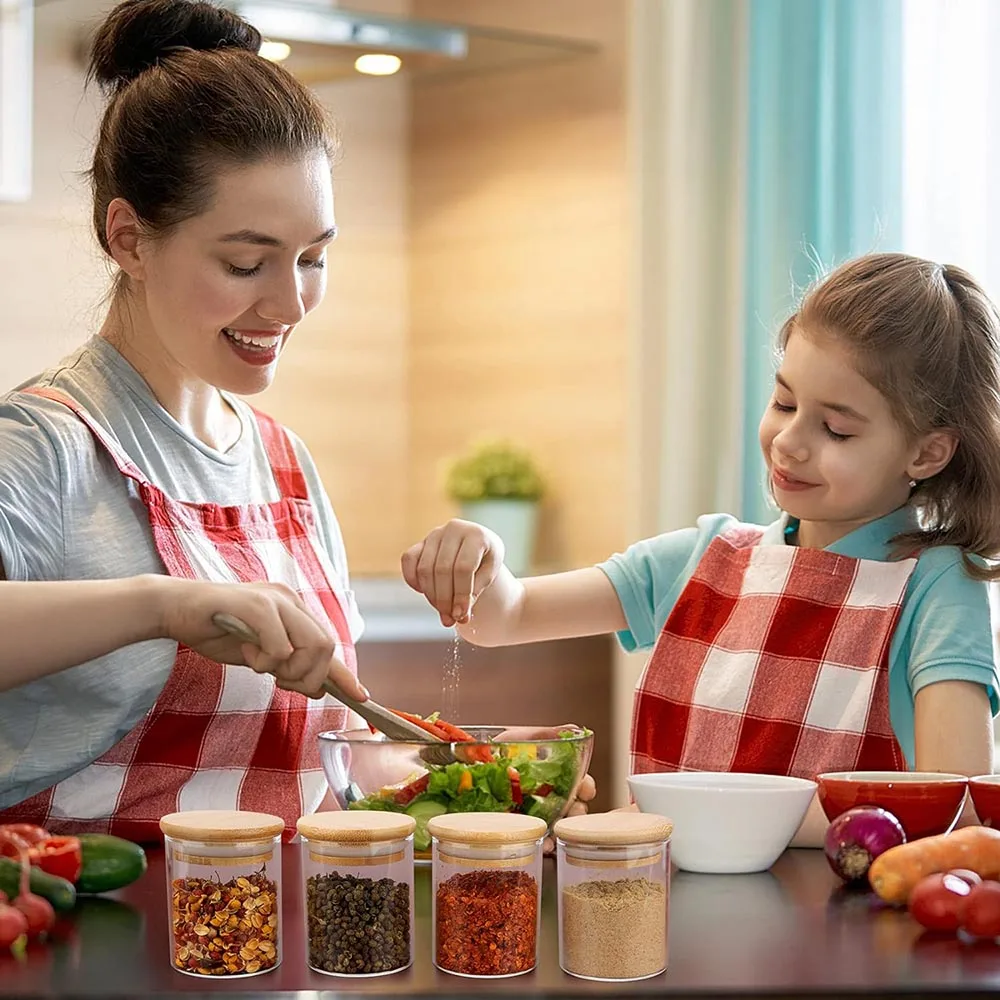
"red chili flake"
435,869,538,976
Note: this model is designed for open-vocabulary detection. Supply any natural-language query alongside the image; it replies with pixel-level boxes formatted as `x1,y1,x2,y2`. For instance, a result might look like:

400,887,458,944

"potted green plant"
445,439,545,576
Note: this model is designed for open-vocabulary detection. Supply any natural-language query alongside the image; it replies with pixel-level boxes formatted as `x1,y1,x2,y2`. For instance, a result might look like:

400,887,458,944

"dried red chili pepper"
435,869,538,976
170,868,278,976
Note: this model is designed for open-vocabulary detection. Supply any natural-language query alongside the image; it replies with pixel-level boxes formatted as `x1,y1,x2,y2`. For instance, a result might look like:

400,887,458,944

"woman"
0,0,369,840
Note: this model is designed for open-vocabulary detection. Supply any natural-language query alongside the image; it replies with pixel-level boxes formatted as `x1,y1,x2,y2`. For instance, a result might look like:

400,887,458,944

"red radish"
0,902,28,949
908,873,972,931
2,835,54,940
13,892,54,939
963,880,1000,938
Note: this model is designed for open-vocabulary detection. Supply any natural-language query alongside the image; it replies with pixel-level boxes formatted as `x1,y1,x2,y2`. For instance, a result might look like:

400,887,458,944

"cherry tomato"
962,880,1000,939
947,869,983,888
908,873,972,931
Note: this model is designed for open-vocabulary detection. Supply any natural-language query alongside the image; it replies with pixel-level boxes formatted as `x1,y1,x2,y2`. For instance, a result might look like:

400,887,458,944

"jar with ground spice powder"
554,812,672,982
159,810,284,979
428,813,546,979
296,811,415,977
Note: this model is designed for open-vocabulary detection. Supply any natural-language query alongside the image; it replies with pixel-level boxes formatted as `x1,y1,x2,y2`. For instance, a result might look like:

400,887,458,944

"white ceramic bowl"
627,771,816,874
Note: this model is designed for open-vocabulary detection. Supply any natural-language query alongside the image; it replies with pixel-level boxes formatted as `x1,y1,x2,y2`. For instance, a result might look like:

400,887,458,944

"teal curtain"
740,0,904,524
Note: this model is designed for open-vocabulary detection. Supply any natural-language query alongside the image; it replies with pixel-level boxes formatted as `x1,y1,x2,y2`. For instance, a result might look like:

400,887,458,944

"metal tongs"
212,612,456,764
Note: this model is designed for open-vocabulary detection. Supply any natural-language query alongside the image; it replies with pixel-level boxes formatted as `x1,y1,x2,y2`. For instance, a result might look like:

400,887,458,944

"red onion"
824,805,906,883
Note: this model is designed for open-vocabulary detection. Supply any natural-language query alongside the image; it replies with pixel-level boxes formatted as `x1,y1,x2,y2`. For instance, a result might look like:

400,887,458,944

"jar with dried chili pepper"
159,810,283,979
428,813,546,979
297,811,415,977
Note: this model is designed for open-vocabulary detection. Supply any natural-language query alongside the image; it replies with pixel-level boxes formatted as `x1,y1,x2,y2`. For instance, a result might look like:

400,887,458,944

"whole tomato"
962,880,1000,939
908,873,972,932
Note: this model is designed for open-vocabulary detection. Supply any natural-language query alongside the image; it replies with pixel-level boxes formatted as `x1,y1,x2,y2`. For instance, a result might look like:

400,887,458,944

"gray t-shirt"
0,336,362,808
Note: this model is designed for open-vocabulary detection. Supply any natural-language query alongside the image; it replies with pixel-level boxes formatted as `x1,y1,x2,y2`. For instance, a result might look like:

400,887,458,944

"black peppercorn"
306,871,411,975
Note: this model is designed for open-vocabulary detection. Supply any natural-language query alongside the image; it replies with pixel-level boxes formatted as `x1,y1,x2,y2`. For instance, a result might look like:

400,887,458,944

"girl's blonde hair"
779,253,1000,580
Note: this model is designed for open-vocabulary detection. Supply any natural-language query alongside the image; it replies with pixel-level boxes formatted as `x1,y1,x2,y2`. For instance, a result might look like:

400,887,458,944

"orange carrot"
434,720,494,763
869,826,1000,904
389,709,450,741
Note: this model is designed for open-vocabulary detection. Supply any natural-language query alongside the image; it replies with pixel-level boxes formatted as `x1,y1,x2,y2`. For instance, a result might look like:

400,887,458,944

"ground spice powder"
306,871,410,975
436,869,538,976
561,878,666,980
170,868,279,976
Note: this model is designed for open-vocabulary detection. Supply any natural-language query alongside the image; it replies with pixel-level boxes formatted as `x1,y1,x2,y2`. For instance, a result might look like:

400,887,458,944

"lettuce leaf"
426,761,513,809
348,795,406,813
513,734,582,797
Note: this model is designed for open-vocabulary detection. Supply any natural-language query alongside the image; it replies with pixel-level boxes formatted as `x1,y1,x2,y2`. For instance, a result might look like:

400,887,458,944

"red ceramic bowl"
816,771,968,841
969,774,1000,827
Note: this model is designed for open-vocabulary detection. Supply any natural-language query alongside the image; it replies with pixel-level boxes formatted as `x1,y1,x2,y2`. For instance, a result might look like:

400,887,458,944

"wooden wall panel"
259,75,411,575
408,0,631,571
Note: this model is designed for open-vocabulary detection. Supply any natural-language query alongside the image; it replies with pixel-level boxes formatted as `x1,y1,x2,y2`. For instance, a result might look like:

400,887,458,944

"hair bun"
89,0,261,92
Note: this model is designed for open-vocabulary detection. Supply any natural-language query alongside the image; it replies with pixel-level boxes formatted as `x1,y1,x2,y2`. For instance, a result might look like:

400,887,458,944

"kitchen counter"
5,846,1000,999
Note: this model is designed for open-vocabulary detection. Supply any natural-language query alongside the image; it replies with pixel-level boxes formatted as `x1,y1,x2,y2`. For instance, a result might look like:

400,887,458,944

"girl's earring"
909,478,918,489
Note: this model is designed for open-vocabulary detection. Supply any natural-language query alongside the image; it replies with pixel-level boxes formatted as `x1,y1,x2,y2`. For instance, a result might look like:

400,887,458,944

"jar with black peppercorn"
159,810,284,979
296,811,415,977
428,812,546,979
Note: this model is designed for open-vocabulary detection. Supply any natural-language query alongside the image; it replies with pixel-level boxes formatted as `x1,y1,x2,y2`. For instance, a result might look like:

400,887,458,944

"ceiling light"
354,53,402,76
259,40,291,62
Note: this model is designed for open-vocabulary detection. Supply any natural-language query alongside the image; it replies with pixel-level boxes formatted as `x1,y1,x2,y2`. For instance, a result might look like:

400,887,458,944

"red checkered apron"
630,525,913,779
0,387,355,841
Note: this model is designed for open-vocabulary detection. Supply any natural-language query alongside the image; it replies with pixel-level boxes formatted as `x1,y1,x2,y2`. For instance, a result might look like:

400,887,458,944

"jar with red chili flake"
428,813,546,979
159,810,284,979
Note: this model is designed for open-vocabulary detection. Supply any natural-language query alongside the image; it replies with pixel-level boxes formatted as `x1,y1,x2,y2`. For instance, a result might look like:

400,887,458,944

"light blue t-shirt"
598,506,999,768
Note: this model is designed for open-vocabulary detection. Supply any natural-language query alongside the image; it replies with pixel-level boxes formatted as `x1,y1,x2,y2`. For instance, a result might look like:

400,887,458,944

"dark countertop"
4,846,1000,999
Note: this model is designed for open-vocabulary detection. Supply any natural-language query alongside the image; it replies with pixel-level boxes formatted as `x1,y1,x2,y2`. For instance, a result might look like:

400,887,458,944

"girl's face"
133,151,336,396
758,328,922,545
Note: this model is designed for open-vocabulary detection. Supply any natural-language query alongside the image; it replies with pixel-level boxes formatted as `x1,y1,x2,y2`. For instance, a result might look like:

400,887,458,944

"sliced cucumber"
405,798,449,853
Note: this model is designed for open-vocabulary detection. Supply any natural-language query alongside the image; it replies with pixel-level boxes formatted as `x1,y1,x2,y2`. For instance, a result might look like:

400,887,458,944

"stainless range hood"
221,1,599,85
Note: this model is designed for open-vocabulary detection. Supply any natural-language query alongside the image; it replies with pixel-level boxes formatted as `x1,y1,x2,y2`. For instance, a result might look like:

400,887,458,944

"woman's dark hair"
88,0,335,257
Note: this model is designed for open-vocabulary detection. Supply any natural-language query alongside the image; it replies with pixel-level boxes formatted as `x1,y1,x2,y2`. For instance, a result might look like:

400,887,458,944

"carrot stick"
869,826,1000,904
389,709,450,741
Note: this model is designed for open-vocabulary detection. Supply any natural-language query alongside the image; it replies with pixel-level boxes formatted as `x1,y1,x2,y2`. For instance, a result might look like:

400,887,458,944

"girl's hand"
401,519,505,626
152,576,367,701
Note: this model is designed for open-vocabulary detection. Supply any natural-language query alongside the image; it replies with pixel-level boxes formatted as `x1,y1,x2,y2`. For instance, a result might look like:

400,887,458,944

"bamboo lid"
297,811,416,844
553,811,673,846
427,812,547,846
159,810,285,843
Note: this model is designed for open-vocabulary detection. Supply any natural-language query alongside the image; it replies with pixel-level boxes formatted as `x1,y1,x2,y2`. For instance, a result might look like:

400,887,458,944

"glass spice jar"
553,811,672,982
296,811,415,977
428,812,546,979
159,810,284,979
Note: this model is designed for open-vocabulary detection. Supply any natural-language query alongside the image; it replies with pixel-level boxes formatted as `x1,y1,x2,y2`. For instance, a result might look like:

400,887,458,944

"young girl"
402,253,1000,842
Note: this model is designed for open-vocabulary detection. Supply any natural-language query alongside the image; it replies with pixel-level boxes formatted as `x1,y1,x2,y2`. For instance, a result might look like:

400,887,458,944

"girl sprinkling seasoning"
403,254,1000,844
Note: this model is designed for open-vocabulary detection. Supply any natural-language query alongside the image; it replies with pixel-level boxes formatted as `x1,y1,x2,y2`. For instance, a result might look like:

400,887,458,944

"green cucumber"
405,798,449,853
0,856,76,912
76,834,147,894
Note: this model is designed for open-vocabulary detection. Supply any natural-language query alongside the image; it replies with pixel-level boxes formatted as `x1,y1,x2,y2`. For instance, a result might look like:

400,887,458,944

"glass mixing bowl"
319,725,594,858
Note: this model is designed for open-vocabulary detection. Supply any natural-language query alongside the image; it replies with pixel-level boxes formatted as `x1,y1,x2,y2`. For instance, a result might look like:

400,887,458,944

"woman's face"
135,151,336,396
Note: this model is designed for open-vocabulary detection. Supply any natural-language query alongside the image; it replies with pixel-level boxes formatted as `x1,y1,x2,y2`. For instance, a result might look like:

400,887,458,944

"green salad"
347,731,587,853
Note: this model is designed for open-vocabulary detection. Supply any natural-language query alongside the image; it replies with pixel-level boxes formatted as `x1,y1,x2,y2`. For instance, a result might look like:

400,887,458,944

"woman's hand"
152,576,367,701
401,519,505,626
